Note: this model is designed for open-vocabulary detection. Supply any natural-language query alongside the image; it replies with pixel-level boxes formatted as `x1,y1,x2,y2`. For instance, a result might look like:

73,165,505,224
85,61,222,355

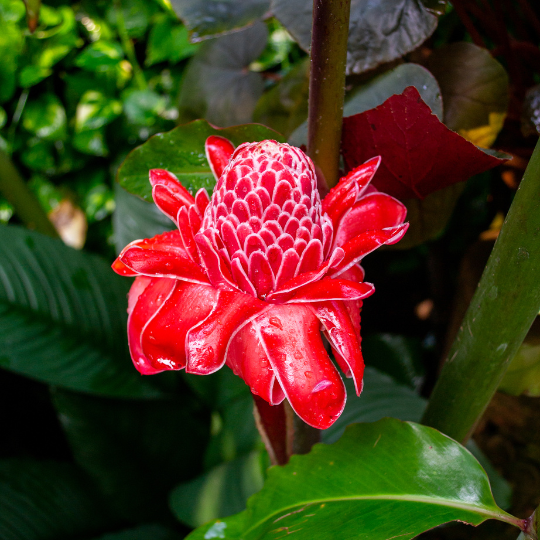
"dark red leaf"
341,86,506,200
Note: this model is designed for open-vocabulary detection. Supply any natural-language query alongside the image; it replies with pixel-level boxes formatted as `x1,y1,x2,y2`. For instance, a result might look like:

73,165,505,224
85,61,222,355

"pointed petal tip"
205,136,235,180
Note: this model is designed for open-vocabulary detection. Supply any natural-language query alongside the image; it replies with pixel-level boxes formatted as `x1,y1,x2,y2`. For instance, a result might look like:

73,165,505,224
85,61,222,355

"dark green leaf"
427,42,509,145
290,63,442,146
170,0,269,41
112,183,174,254
146,15,199,66
22,93,67,141
117,119,284,202
20,138,56,172
0,23,24,102
273,0,437,75
75,41,124,71
122,88,166,126
73,129,109,156
0,224,162,398
0,106,6,129
187,419,519,540
0,459,114,540
106,0,158,39
91,524,183,540
170,451,266,528
52,388,209,522
76,90,122,132
178,23,267,127
253,58,309,138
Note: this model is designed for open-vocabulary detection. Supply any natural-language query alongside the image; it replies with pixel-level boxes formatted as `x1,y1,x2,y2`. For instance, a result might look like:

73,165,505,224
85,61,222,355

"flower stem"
0,150,58,237
307,0,351,189
422,138,540,443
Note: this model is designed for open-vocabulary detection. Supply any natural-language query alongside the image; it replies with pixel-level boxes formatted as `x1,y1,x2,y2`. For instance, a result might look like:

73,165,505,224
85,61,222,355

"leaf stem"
422,138,540,443
307,0,351,189
0,150,58,237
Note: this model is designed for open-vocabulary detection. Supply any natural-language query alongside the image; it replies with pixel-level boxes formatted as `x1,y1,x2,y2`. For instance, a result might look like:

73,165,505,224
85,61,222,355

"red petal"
118,232,210,284
334,192,407,248
195,233,239,291
331,223,409,276
248,251,274,298
127,277,176,375
227,321,285,405
150,169,195,221
287,279,374,303
322,157,381,225
313,301,365,395
186,290,267,374
141,281,217,371
255,304,346,430
205,136,235,180
177,207,200,263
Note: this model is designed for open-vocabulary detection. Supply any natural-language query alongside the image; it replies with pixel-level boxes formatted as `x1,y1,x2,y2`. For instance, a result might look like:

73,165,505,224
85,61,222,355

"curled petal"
127,277,176,375
195,233,239,291
312,301,365,395
141,281,217,371
206,136,235,180
150,169,195,221
331,223,409,277
254,304,346,429
333,192,407,248
186,290,268,375
287,279,374,303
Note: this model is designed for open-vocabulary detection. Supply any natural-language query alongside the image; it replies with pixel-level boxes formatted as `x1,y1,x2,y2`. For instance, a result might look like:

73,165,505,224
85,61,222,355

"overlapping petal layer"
113,139,408,429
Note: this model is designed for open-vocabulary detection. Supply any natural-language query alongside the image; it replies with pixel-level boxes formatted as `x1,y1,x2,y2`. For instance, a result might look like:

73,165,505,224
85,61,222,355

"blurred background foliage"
0,0,540,538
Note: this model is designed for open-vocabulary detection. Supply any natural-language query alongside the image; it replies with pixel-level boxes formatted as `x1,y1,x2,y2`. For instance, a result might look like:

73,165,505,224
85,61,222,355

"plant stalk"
307,0,351,189
422,138,540,443
0,150,58,237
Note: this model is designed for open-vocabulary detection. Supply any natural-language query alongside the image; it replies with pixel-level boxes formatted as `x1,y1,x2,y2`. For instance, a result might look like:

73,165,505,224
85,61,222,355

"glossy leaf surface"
0,225,161,398
187,419,518,540
117,119,284,202
342,87,505,200
178,23,267,127
170,0,269,41
273,0,437,74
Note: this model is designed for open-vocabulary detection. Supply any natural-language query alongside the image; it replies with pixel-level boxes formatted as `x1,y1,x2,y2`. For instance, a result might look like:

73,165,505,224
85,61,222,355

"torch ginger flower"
112,138,408,429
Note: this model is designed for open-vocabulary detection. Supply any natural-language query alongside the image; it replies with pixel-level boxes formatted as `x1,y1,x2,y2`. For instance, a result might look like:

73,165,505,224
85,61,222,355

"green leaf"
0,459,114,540
187,419,519,540
253,58,309,139
146,15,199,66
75,41,124,71
122,88,166,126
170,451,266,528
273,0,437,75
22,93,67,141
76,90,122,132
112,183,174,254
73,128,109,156
290,63,442,146
117,119,284,202
0,224,162,398
91,525,183,540
178,23,267,127
52,387,209,522
20,138,56,172
106,0,158,39
169,0,269,41
0,23,24,102
427,42,509,140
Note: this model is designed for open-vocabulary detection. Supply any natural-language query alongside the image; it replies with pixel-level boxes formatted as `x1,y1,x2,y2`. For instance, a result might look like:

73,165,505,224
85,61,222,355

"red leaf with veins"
341,86,506,200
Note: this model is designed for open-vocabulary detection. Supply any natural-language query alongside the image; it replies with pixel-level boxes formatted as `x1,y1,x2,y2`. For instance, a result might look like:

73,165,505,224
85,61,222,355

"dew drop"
304,370,313,379
294,351,303,360
269,317,283,329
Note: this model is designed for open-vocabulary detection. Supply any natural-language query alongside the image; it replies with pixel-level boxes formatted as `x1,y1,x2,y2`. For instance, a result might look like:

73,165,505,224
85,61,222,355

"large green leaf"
0,459,114,540
117,119,284,202
91,525,183,540
187,419,519,540
427,42,509,141
170,0,269,41
170,451,266,528
22,93,67,141
289,63,442,146
178,23,267,128
52,387,209,522
272,0,437,75
0,224,161,398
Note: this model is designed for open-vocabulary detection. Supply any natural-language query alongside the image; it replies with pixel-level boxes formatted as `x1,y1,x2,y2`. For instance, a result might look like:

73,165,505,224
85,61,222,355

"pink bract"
112,137,408,429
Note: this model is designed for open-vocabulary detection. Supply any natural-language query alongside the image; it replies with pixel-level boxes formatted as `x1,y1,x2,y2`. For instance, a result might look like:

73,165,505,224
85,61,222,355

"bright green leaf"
76,90,122,132
0,224,163,398
117,119,284,202
187,419,520,540
22,93,67,141
273,0,438,75
169,0,269,41
170,451,266,528
75,41,124,71
0,106,7,129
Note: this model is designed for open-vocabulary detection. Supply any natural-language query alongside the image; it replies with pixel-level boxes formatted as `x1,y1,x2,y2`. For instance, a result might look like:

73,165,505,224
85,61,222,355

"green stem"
0,150,58,237
114,0,147,91
422,139,540,443
307,0,351,189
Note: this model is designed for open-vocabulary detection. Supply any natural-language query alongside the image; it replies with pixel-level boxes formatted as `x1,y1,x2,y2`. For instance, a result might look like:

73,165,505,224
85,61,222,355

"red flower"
112,138,408,429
